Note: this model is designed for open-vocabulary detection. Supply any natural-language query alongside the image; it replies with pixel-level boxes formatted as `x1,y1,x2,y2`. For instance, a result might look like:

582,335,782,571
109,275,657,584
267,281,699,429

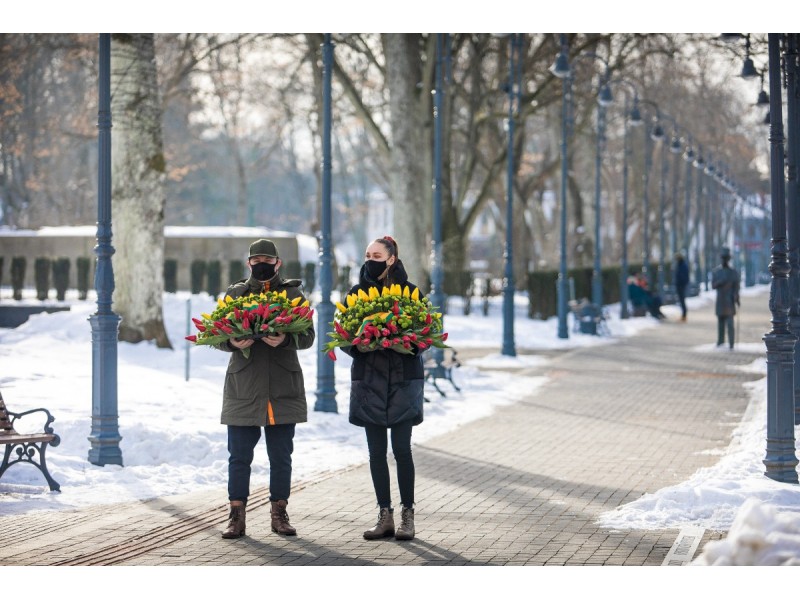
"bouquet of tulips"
324,283,448,360
185,290,314,358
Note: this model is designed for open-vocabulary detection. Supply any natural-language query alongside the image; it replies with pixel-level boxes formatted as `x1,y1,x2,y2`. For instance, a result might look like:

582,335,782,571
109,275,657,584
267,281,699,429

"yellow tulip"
411,288,420,301
336,302,347,313
217,298,226,308
381,287,389,297
301,300,310,307
403,286,410,298
201,313,212,320
369,287,379,299
291,296,302,307
346,294,356,307
358,288,369,301
225,295,234,304
280,290,288,298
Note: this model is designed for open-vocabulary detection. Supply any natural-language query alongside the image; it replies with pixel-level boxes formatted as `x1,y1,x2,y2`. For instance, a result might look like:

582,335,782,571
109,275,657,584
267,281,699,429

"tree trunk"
111,33,172,348
382,34,429,286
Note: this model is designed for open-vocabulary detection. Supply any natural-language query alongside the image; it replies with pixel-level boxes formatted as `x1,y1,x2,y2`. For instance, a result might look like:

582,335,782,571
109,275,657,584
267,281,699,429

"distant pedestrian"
627,272,666,319
711,247,740,349
673,253,690,322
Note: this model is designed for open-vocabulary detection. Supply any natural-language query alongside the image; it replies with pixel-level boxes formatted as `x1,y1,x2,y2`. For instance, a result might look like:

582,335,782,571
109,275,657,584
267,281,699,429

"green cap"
248,239,278,258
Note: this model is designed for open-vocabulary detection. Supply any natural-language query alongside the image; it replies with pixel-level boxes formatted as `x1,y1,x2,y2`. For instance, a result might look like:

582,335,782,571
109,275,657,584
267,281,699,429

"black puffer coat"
342,260,425,428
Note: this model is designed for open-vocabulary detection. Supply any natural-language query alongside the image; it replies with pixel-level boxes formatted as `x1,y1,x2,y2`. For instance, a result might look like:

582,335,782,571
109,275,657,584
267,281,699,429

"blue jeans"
227,424,295,504
364,419,415,509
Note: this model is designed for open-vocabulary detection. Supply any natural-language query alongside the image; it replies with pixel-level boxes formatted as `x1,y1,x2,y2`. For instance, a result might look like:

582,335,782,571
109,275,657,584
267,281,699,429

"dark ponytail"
373,236,401,284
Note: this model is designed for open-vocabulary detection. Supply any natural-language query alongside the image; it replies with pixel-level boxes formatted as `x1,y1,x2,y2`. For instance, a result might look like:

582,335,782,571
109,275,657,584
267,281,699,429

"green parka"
216,273,315,427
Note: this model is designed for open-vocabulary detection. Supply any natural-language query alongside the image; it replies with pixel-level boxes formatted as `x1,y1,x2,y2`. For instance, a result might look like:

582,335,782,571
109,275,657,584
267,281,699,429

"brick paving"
0,288,771,565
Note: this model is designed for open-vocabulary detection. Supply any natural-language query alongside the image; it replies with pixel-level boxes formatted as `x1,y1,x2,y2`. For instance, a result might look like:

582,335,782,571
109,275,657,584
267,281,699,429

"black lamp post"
501,33,523,356
550,34,571,339
88,33,123,467
762,33,798,483
429,32,447,370
580,53,614,312
780,34,800,426
608,77,641,320
693,146,706,290
683,139,695,256
314,33,337,413
638,99,663,288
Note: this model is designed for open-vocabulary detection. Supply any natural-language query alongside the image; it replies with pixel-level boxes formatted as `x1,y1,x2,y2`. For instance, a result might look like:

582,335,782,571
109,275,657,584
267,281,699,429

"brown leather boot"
395,506,415,541
221,502,246,538
270,500,297,536
363,507,394,540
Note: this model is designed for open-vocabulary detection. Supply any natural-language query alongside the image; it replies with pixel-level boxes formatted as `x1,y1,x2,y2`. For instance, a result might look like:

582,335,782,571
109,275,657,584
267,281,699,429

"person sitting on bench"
627,272,666,320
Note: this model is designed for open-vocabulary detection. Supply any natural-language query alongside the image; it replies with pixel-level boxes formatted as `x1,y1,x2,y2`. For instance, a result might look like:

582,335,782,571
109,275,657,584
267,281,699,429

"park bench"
423,348,461,401
0,390,61,491
569,299,610,336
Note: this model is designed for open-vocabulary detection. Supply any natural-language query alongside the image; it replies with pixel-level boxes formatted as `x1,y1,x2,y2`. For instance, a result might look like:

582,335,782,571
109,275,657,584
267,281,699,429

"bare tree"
110,34,170,348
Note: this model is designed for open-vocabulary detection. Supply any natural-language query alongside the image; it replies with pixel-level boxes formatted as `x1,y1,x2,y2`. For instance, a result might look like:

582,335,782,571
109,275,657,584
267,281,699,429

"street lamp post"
583,55,614,312
762,33,798,483
683,140,694,262
502,33,523,356
88,33,123,467
314,33,337,413
785,34,800,425
693,146,706,290
550,34,571,339
429,32,447,369
608,78,641,319
638,100,663,288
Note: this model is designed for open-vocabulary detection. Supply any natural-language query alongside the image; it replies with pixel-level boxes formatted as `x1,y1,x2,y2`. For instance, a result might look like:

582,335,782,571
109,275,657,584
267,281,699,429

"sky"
2,280,800,574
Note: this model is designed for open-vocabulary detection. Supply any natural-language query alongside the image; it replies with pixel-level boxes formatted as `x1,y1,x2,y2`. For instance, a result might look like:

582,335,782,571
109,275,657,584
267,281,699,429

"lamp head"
598,84,613,107
549,52,570,79
757,89,769,106
650,123,665,141
670,136,682,154
740,57,758,80
628,104,643,126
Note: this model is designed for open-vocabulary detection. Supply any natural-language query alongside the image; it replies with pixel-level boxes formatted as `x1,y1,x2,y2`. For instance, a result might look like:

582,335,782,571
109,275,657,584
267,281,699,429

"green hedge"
207,260,221,298
11,256,25,300
190,260,206,294
163,259,178,293
52,257,70,301
34,257,50,300
527,263,643,319
77,257,91,300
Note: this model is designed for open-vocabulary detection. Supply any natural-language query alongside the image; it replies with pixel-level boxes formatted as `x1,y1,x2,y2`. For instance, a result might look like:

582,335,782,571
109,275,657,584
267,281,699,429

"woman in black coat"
341,236,425,541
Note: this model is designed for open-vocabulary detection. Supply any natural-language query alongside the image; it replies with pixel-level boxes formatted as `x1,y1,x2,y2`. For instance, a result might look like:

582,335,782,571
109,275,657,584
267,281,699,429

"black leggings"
364,420,415,509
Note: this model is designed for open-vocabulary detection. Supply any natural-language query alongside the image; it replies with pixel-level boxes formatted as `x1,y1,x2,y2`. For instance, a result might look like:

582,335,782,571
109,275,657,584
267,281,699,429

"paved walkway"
0,288,771,565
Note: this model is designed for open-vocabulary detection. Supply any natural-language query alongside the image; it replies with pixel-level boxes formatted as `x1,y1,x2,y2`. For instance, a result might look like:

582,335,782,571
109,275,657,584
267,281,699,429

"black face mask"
365,259,389,280
251,262,276,281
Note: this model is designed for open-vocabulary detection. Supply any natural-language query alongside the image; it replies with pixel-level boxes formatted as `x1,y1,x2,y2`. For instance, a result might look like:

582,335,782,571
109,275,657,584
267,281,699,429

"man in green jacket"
217,239,315,539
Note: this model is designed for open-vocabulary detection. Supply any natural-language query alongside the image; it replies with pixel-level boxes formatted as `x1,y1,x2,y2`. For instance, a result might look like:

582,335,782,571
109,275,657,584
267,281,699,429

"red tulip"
417,341,428,349
192,317,204,326
242,317,250,330
382,339,391,348
425,313,432,324
392,300,399,315
220,325,233,334
420,326,430,335
327,350,337,361
194,323,207,332
185,335,197,342
441,332,448,341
